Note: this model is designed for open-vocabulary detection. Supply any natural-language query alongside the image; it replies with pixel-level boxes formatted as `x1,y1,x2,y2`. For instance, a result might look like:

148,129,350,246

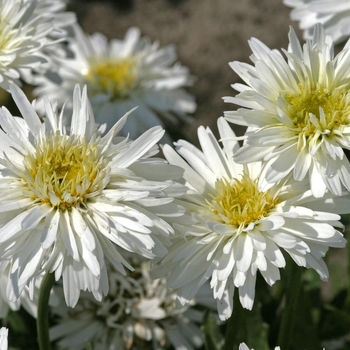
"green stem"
277,262,303,350
346,235,350,309
36,272,55,350
223,291,242,350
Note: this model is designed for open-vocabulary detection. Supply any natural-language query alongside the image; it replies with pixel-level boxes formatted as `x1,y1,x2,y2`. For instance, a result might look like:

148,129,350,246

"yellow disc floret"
86,59,136,99
209,174,279,228
284,83,350,137
23,132,110,210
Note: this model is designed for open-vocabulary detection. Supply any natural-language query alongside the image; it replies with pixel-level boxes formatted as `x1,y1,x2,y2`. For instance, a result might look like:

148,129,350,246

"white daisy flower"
153,117,348,321
0,84,186,308
0,0,75,91
284,0,350,44
224,24,350,198
34,24,196,142
50,257,205,350
0,328,7,350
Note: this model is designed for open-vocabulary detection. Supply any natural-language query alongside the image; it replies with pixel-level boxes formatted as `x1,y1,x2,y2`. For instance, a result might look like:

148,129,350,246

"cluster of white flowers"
0,0,350,349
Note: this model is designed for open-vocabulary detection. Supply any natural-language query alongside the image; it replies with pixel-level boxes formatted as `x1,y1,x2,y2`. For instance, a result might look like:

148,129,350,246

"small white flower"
0,84,185,307
225,24,350,197
153,117,348,321
50,256,205,350
0,0,75,90
284,0,350,44
35,25,196,142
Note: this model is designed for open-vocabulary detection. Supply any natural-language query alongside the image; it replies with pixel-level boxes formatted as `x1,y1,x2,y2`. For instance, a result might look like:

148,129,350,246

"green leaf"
85,342,93,350
7,310,29,334
319,304,350,340
243,303,269,350
290,283,321,350
7,308,38,349
202,311,224,350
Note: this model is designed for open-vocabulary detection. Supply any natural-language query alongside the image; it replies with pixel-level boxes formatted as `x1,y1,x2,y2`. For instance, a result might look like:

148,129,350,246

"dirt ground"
68,0,300,144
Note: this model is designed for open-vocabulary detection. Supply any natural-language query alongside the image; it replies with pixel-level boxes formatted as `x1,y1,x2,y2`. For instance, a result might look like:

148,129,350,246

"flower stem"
223,291,242,350
346,236,350,309
277,262,303,350
36,272,55,350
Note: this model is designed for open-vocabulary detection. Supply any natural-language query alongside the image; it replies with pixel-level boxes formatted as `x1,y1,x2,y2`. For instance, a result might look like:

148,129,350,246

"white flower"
50,256,205,350
284,0,350,44
153,117,348,321
224,24,350,198
0,84,186,308
239,343,280,350
0,0,75,91
34,25,196,142
0,328,7,350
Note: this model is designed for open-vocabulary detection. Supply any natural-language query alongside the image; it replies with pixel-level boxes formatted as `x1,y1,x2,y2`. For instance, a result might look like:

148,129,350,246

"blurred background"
67,0,299,144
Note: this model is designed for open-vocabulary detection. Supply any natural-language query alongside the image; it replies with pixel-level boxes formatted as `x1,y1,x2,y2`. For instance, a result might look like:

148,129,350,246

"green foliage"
7,309,37,350
202,311,224,350
85,342,93,350
222,295,269,350
241,303,269,350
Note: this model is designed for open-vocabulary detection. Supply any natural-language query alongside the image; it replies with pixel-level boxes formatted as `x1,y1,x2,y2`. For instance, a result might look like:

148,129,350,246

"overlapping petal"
284,0,350,44
0,84,185,307
154,117,348,321
225,24,350,197
34,24,196,142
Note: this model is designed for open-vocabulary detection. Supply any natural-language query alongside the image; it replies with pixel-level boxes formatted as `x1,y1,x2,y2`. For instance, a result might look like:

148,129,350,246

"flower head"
0,0,75,90
35,25,196,142
284,0,350,44
0,84,185,307
224,24,350,197
153,117,348,321
50,257,204,350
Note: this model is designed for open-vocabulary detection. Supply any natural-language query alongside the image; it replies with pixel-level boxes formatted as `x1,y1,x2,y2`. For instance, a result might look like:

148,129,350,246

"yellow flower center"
86,59,136,99
23,132,110,210
284,84,350,136
209,175,279,228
